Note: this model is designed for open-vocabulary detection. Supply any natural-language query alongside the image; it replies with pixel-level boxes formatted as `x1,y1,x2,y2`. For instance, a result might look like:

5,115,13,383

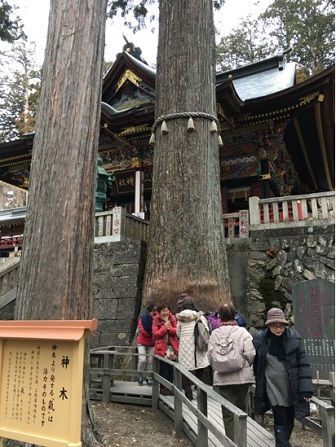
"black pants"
194,365,213,385
159,361,173,383
214,384,250,441
182,366,212,400
272,405,295,426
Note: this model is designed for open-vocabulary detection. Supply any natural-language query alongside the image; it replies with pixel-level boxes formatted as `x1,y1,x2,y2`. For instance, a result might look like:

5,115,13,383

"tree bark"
15,1,107,446
143,0,231,312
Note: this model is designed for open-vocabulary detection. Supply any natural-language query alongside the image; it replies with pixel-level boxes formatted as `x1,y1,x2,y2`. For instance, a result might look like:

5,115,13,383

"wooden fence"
94,207,149,243
0,258,20,298
94,191,334,243
0,191,333,245
249,191,334,227
89,346,335,447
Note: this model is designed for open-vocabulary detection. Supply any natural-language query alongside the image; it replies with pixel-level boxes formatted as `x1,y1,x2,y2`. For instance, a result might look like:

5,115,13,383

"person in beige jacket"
207,303,255,441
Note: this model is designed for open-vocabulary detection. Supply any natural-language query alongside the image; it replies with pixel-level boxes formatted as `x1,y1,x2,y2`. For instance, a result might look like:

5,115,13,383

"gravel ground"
92,401,323,447
92,401,193,447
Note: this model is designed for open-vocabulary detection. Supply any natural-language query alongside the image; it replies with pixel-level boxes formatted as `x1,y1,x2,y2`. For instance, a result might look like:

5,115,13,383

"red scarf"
219,320,238,326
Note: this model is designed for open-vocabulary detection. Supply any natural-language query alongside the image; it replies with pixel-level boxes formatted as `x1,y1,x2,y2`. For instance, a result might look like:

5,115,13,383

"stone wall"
226,238,250,321
1,223,333,348
237,223,335,333
91,240,146,348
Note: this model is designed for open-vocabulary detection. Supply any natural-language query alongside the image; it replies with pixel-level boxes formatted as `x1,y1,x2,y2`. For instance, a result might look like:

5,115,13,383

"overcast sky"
17,0,272,67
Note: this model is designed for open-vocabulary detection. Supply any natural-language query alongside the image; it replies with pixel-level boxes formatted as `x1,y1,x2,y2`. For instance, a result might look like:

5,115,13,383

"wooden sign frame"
0,319,97,447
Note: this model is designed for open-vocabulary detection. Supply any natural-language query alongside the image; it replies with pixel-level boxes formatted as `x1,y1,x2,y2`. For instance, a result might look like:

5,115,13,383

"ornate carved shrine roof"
0,43,333,195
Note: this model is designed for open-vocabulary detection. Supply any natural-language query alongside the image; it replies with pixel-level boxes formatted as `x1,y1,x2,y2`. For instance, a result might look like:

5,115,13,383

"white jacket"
176,310,210,371
208,325,255,386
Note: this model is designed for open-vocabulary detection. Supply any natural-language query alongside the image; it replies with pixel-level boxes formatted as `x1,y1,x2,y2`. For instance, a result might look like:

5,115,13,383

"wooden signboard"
0,319,97,447
292,279,335,380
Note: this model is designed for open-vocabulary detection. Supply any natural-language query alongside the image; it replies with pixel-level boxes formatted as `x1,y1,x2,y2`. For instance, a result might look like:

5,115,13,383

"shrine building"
0,42,334,220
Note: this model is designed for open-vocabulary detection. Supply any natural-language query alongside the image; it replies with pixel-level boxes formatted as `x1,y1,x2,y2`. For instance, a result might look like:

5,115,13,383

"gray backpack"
194,318,210,352
211,330,245,373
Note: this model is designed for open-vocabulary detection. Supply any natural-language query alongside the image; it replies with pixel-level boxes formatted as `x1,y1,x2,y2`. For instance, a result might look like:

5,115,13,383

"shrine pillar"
134,171,144,218
258,148,271,199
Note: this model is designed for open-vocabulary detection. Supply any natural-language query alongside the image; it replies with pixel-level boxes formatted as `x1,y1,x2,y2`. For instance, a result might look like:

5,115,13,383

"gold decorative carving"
260,173,271,180
131,157,141,168
118,125,151,136
114,100,152,111
299,91,319,106
116,69,142,92
0,153,31,163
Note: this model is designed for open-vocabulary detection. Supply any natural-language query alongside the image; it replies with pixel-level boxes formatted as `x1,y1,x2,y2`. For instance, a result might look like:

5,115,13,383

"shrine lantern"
95,156,113,212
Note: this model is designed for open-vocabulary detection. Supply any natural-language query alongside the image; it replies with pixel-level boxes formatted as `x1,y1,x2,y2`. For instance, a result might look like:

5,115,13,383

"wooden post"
320,401,335,447
173,368,183,435
260,158,271,198
329,372,335,404
197,388,208,447
151,356,160,410
234,412,247,447
102,352,112,403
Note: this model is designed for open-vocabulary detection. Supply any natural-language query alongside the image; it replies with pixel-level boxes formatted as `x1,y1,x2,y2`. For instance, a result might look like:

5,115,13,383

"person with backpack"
205,311,221,331
176,295,212,400
235,310,247,327
207,303,255,441
253,308,313,447
206,308,247,331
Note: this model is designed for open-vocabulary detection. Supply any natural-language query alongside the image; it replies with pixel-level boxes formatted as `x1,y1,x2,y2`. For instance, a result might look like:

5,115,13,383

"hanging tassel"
187,117,195,131
149,133,155,145
210,120,218,133
161,120,168,134
218,135,223,147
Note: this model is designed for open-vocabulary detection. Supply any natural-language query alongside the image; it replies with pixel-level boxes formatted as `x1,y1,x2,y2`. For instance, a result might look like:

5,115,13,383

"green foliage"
216,15,276,72
107,0,225,31
107,0,155,31
261,0,335,74
0,42,41,142
216,0,334,74
103,60,114,76
0,0,25,42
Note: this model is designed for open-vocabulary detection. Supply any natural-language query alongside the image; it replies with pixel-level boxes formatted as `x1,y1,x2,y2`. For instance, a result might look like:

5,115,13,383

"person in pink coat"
152,303,179,395
136,303,157,386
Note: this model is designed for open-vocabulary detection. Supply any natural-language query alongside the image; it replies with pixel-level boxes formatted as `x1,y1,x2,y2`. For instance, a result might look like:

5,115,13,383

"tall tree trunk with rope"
15,1,107,445
143,0,231,312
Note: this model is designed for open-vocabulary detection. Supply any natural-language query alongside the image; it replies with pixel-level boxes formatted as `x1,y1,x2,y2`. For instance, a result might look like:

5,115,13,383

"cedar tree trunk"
15,1,107,446
143,0,231,312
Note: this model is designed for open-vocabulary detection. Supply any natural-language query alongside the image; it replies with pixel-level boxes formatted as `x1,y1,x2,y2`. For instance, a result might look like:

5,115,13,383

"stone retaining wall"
91,240,146,348
1,224,333,347
238,223,334,333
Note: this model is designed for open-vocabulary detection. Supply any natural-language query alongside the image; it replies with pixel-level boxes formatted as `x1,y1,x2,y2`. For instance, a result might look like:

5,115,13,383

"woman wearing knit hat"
253,308,313,447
